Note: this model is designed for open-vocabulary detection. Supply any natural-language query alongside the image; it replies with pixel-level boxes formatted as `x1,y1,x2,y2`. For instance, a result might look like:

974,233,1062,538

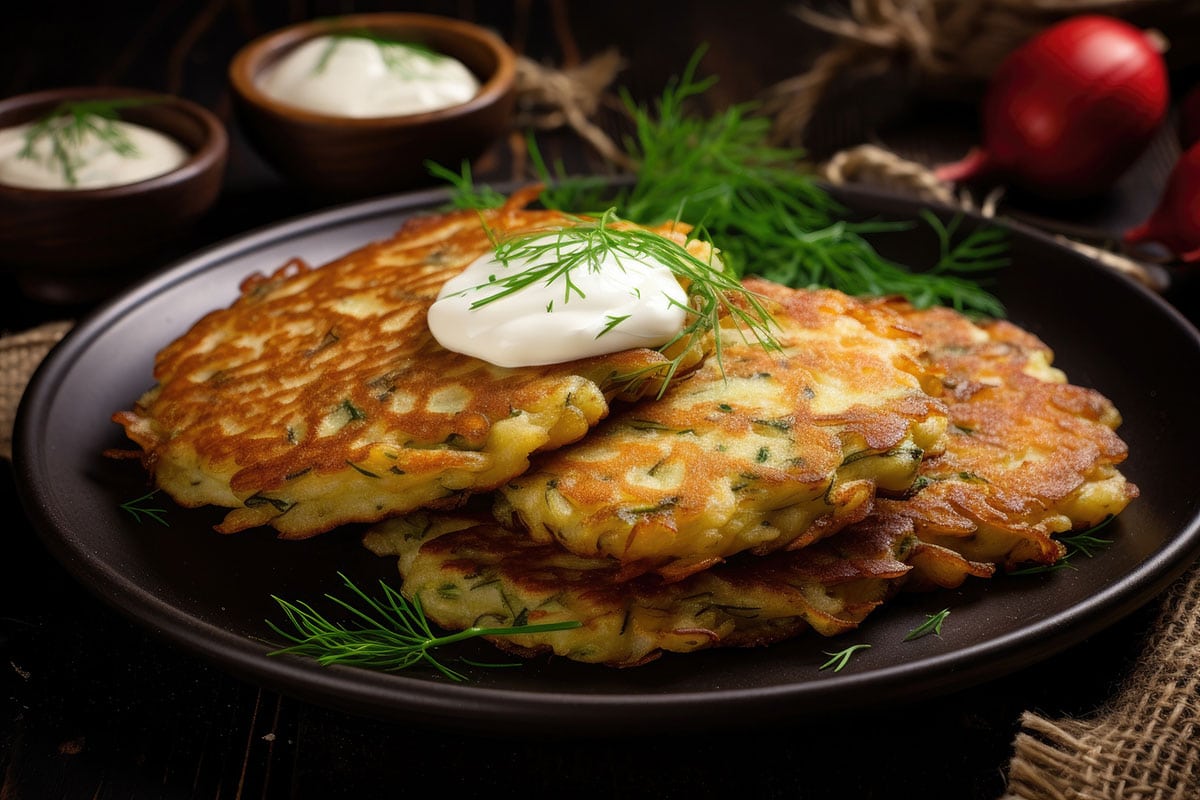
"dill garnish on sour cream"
427,210,779,379
0,99,187,190
256,33,480,118
430,46,1009,319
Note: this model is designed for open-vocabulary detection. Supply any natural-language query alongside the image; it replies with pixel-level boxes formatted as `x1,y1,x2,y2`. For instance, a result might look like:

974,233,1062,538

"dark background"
3,2,1199,798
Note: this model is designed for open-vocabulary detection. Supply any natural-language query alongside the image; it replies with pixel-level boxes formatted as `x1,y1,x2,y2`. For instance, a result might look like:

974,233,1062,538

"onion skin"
1124,141,1200,264
936,15,1169,198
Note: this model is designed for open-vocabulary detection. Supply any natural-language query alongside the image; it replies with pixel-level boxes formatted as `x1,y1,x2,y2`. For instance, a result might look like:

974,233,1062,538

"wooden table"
3,3,1198,798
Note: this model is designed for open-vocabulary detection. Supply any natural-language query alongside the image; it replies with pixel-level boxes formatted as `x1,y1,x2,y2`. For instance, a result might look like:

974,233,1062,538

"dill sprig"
19,98,155,187
266,572,582,681
1057,530,1116,559
1009,516,1117,576
819,643,870,672
315,30,444,76
425,160,507,209
607,49,1006,315
463,208,780,395
119,489,169,526
486,47,1006,316
911,210,1009,316
904,608,950,641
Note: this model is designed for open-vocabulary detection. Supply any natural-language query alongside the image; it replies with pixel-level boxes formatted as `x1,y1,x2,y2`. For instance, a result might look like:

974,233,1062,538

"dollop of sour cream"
0,120,188,190
427,235,691,368
256,36,481,118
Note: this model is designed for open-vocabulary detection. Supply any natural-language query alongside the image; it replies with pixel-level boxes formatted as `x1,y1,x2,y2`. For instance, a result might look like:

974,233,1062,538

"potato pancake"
879,302,1139,570
363,509,990,667
361,287,1137,667
110,189,710,538
495,279,949,581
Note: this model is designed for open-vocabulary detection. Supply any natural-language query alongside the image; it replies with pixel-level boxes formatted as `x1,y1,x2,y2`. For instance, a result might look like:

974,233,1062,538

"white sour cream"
427,235,691,367
256,35,481,118
0,120,188,190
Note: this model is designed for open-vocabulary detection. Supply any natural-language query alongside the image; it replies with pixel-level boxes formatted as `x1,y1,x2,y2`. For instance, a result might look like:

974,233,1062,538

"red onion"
936,15,1169,198
1124,141,1200,263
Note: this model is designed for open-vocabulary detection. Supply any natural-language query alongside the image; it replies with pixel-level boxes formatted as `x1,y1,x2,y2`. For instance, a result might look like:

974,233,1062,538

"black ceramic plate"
15,185,1200,736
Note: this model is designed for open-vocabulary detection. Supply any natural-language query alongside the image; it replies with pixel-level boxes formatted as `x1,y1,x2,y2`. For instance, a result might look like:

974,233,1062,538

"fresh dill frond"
904,609,950,641
119,489,170,526
314,30,443,76
599,313,632,337
523,46,1006,316
427,49,1008,315
921,210,1010,276
462,208,780,396
916,210,1008,316
1007,560,1076,577
1057,531,1115,559
425,160,507,209
526,132,619,213
1009,516,1117,576
19,98,156,186
266,572,581,681
819,643,870,672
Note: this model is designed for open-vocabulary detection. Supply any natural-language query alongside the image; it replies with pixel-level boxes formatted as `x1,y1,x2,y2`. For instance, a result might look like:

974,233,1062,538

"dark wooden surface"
3,3,1199,798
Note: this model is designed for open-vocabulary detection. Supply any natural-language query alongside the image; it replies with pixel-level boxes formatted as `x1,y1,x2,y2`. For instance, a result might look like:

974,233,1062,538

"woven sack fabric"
0,321,72,460
1003,563,1200,799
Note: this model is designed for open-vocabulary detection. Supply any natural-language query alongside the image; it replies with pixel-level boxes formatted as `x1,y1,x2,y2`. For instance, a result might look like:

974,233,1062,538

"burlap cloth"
2,319,1197,797
1,320,71,461
1001,565,1200,799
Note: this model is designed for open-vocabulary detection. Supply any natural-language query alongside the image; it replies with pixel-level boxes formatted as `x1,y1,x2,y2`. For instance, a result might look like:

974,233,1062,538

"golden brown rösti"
111,189,709,537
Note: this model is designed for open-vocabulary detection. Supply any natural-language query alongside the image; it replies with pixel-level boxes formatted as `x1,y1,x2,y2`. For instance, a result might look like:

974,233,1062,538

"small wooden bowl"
229,13,518,198
0,86,228,305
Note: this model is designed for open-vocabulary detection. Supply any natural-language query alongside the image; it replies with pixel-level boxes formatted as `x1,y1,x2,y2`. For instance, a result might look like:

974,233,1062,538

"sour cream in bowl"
0,106,190,191
0,87,228,304
256,34,481,118
229,13,517,198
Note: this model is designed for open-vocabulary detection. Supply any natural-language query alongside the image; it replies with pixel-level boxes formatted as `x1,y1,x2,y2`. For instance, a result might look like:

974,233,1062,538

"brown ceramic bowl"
228,13,517,198
0,86,228,305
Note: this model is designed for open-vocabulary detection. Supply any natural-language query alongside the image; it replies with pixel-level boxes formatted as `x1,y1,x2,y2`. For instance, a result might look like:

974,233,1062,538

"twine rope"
818,144,1165,291
513,49,633,171
823,143,960,206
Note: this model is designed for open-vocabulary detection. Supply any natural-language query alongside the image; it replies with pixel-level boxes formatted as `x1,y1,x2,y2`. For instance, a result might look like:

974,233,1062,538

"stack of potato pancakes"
112,189,1139,667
